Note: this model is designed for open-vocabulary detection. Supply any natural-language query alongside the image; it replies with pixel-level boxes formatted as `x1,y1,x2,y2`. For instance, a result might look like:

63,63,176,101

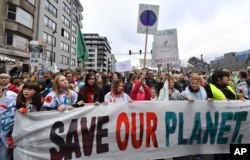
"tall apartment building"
0,0,38,73
37,0,83,70
0,0,84,73
83,33,114,73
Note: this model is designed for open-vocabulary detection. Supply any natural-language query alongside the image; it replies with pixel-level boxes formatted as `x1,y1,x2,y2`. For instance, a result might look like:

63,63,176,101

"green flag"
77,30,89,62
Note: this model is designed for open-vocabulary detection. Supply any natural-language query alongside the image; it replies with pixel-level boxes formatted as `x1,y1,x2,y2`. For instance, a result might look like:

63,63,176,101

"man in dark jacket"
8,60,23,78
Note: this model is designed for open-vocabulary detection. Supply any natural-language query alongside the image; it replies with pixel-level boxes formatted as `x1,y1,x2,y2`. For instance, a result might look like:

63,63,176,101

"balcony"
97,51,107,56
97,63,107,67
7,0,36,14
5,19,34,37
97,55,106,59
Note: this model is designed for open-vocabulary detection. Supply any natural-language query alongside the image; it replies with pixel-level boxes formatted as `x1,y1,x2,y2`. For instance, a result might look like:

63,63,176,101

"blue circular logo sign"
140,10,157,26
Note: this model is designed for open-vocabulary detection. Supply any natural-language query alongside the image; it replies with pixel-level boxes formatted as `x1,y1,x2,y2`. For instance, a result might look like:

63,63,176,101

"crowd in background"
1,60,250,160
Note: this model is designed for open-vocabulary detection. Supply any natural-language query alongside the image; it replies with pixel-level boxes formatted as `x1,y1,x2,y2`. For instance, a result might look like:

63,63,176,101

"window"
89,54,95,57
73,14,77,21
27,0,34,5
88,49,95,52
73,3,77,11
62,15,70,28
6,33,28,50
61,55,69,65
47,50,55,62
17,8,33,28
7,5,33,28
63,2,70,16
60,41,69,52
71,47,76,55
45,0,57,17
61,28,69,40
7,4,16,20
71,59,75,66
72,36,76,44
14,35,28,49
6,33,13,45
44,16,57,31
66,0,71,4
43,32,55,46
72,25,77,34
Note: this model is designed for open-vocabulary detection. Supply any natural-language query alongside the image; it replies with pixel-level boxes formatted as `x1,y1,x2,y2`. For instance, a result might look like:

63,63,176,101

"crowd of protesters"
1,63,250,160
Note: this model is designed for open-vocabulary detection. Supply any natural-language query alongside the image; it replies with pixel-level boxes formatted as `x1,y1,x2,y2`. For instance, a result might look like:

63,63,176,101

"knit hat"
0,73,11,79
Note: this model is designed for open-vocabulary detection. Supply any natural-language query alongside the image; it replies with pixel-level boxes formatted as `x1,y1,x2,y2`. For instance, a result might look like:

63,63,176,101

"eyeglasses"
88,78,95,81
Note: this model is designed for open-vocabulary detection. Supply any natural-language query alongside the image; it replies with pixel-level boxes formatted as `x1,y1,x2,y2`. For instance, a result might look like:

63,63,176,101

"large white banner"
115,60,132,72
12,101,250,160
153,29,179,65
137,4,159,34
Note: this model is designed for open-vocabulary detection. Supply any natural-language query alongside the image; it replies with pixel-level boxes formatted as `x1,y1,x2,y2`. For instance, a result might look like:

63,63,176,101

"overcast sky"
80,0,250,66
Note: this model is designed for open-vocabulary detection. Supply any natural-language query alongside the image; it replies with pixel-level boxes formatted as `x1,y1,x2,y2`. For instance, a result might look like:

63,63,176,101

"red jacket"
8,83,18,93
130,80,151,101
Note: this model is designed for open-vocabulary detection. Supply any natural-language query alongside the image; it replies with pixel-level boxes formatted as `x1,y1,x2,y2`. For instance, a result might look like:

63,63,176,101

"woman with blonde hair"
181,74,207,102
43,75,77,111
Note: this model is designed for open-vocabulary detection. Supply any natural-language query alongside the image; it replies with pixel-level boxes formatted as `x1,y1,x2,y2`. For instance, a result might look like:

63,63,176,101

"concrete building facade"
0,0,84,73
83,33,114,73
110,54,116,72
0,0,39,73
37,0,83,70
210,49,250,70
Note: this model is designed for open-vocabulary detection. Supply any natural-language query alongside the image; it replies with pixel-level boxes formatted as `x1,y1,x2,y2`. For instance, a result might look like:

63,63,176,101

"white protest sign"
29,40,43,67
137,4,159,34
12,101,250,160
115,60,132,72
153,29,179,65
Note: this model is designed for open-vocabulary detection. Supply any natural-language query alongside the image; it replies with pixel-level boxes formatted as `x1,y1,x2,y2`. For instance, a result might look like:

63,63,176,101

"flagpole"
143,27,148,68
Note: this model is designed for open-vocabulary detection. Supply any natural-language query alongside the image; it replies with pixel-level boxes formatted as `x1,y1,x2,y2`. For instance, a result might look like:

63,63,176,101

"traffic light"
129,50,131,55
139,50,142,55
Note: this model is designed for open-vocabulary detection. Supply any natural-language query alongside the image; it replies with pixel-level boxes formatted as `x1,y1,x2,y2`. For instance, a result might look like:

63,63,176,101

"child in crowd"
105,80,132,103
0,82,40,160
150,87,158,100
15,82,42,113
43,75,77,112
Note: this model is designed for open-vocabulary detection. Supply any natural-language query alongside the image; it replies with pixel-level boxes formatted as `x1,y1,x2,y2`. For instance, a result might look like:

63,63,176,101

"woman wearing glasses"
76,72,104,106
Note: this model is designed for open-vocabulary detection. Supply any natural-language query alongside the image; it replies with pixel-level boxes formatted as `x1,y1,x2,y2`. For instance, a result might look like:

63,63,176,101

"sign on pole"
137,4,159,35
115,60,132,72
29,40,43,67
152,29,179,65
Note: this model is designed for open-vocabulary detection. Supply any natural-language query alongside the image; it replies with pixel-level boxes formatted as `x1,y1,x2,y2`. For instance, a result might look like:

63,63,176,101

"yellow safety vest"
210,83,236,100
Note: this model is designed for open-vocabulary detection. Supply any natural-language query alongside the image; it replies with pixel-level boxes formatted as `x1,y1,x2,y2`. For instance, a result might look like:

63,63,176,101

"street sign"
137,4,159,34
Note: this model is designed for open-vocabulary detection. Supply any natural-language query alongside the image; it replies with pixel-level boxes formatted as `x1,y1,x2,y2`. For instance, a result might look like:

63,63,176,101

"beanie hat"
0,73,10,79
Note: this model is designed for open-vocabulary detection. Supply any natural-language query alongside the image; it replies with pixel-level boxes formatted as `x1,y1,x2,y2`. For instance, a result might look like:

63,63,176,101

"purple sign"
140,10,157,26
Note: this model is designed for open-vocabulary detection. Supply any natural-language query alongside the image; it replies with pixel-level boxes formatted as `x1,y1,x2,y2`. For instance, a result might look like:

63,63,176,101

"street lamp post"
51,30,57,66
